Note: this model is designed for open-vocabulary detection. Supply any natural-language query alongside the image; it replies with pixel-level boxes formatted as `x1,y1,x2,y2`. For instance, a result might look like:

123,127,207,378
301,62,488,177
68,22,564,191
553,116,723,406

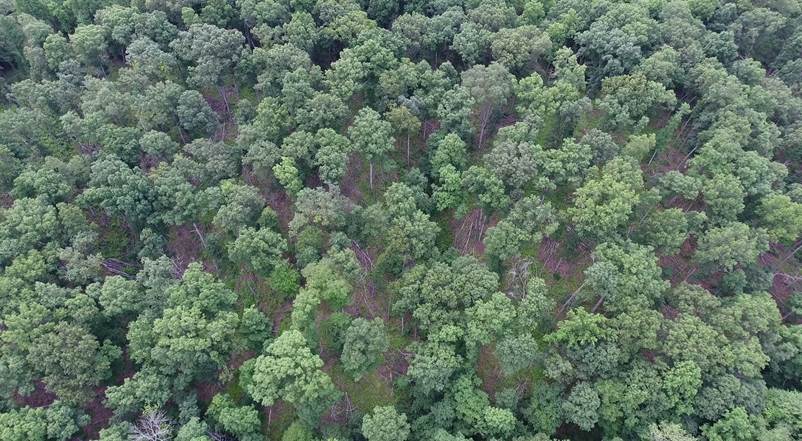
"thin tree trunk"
97,57,107,78
591,296,605,313
558,281,587,316
782,239,802,262
478,106,492,149
193,223,206,248
369,161,374,189
406,133,411,165
217,85,230,116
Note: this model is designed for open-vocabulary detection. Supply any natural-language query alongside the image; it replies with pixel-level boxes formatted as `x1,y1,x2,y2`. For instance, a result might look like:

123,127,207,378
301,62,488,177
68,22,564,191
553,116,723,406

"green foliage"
341,318,388,380
247,330,338,417
569,158,644,241
695,222,769,272
207,393,261,441
362,406,410,441
228,226,287,275
562,381,600,431
2,0,802,439
126,263,239,390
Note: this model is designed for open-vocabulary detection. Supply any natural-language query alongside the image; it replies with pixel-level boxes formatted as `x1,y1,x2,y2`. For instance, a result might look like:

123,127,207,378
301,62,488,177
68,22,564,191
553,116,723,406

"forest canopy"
1,0,802,440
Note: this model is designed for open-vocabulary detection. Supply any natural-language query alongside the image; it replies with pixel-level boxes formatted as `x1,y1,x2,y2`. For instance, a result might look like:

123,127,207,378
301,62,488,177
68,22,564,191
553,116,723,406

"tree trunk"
217,85,230,116
782,239,802,262
406,133,411,165
193,223,206,248
478,106,492,149
369,161,374,189
557,281,587,317
591,295,605,313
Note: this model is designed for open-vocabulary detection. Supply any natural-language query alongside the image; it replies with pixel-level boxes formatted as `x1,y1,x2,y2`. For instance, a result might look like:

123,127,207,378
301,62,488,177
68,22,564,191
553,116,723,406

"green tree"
341,318,388,380
349,107,395,188
598,73,677,131
247,330,338,420
127,263,239,390
569,158,643,241
170,23,244,89
273,156,304,195
695,222,769,272
207,394,261,441
228,226,287,276
490,25,551,72
70,24,108,70
314,128,351,186
703,407,755,441
176,90,217,137
562,381,600,431
461,62,515,147
362,406,410,441
386,105,421,164
757,193,802,243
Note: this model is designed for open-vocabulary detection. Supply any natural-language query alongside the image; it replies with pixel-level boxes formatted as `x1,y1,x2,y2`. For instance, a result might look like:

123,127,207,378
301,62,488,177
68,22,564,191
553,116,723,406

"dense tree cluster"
1,0,802,439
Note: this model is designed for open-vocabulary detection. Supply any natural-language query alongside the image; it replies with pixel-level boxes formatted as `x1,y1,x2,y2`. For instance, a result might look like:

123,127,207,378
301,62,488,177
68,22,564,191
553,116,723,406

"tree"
576,2,657,78
452,22,492,65
341,318,388,380
695,222,769,272
207,394,261,441
569,158,643,241
490,25,551,72
363,182,440,265
433,164,463,211
484,130,542,190
534,139,586,188
598,73,677,131
228,226,287,276
464,292,515,349
78,155,154,227
437,86,475,140
125,37,178,80
176,90,217,137
394,255,498,334
314,128,351,186
210,180,264,235
431,133,468,174
461,165,509,214
703,407,755,441
170,23,244,89
247,330,338,419
349,107,395,188
70,24,109,71
702,174,745,224
483,196,558,261
647,422,697,441
175,417,210,441
584,241,668,313
406,337,463,394
273,156,303,195
461,63,515,147
757,193,802,243
362,406,410,441
562,382,600,431
127,263,239,390
0,403,85,441
386,105,420,164
635,208,689,254
2,312,120,404
496,333,539,375
150,163,204,226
